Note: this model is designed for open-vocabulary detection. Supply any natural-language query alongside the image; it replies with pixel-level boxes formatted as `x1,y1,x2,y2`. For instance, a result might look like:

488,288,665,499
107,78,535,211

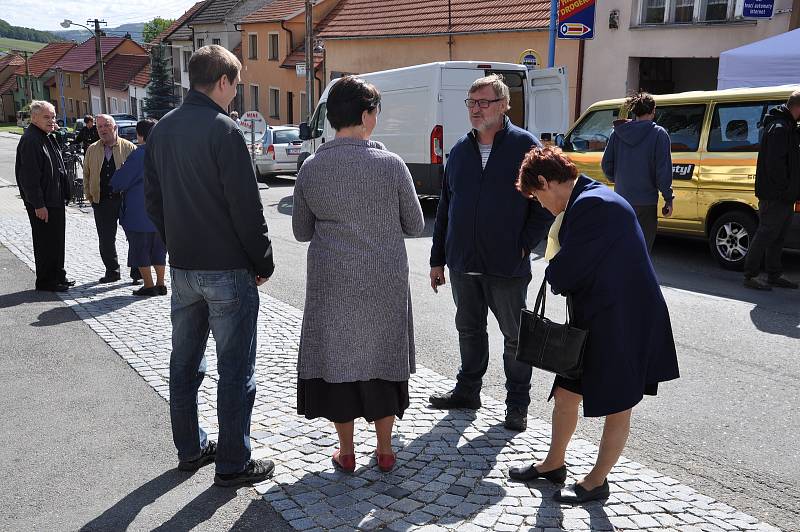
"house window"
68,98,74,113
250,85,259,112
704,0,729,20
674,0,694,22
212,38,221,45
269,88,280,119
65,74,71,88
197,38,205,48
268,33,279,61
235,83,244,114
643,0,667,23
182,51,191,72
248,34,258,60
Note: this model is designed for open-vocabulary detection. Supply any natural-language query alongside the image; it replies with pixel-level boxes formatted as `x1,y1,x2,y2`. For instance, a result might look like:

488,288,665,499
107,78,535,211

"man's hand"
430,266,446,293
255,275,269,286
662,202,674,218
34,207,49,223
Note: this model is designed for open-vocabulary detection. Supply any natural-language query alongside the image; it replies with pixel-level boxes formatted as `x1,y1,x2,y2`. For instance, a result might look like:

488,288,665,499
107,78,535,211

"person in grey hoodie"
601,92,674,252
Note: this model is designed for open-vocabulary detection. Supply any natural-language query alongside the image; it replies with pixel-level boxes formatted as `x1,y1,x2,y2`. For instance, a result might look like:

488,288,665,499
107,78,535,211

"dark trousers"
633,204,658,253
449,271,532,408
25,205,66,287
744,199,794,279
92,196,121,274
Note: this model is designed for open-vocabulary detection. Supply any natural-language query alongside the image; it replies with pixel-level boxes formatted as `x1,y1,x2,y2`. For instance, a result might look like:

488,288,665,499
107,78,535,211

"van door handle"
747,174,755,179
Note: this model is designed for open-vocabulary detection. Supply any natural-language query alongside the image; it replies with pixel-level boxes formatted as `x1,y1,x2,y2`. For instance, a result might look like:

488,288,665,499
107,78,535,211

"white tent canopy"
718,29,800,89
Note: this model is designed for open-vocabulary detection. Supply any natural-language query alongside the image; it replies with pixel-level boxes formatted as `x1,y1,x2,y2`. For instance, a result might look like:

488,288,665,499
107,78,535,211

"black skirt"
549,375,658,413
297,378,410,423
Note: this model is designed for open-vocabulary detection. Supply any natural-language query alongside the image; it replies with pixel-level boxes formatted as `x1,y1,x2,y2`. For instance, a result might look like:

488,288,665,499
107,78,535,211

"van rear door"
440,67,484,163
527,66,569,139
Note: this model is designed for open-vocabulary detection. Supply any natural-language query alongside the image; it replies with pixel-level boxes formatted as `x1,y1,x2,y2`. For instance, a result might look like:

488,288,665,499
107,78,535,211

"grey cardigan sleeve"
292,170,315,242
396,159,425,236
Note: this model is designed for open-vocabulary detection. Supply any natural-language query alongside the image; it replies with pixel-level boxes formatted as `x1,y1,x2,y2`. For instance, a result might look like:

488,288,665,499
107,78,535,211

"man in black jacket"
743,91,800,290
72,115,100,154
15,100,72,292
145,45,275,487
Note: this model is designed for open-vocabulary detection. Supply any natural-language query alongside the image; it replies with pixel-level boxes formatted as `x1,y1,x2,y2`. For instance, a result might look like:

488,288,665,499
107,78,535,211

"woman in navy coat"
508,147,679,504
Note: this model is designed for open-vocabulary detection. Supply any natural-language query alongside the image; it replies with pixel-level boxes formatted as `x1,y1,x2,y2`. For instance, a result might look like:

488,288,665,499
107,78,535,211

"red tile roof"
241,0,306,23
0,53,25,70
131,64,151,87
0,75,17,95
317,0,551,39
13,42,77,77
280,44,323,70
85,54,151,91
53,37,144,73
152,0,208,44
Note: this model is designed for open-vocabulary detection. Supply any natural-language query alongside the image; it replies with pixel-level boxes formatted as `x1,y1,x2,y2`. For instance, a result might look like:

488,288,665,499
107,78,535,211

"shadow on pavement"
0,288,61,309
277,195,293,217
79,470,191,531
749,304,800,339
31,295,137,326
150,483,237,531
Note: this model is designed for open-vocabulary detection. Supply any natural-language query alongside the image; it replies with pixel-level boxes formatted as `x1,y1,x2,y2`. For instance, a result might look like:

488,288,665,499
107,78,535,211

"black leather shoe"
504,407,528,431
59,278,76,287
768,276,799,289
509,463,567,483
133,286,160,297
554,480,610,504
35,283,69,293
429,390,481,410
743,277,771,291
177,441,217,472
99,272,121,283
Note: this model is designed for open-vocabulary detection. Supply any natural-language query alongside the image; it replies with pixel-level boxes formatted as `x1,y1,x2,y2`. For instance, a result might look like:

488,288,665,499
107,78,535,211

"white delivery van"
298,61,569,197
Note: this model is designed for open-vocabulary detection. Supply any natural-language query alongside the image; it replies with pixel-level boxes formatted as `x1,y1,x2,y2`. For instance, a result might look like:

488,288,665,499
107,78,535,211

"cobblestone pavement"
0,188,783,532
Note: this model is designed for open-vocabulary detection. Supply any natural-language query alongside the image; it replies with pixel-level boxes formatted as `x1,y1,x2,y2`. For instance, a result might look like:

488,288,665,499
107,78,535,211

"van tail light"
266,144,275,160
431,125,443,164
795,201,800,214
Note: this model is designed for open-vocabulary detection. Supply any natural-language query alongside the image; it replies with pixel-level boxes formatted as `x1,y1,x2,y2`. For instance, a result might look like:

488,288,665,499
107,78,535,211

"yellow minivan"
561,85,800,270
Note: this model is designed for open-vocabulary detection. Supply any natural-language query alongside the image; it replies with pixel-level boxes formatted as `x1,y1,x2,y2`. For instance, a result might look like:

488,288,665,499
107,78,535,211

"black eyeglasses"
465,98,502,109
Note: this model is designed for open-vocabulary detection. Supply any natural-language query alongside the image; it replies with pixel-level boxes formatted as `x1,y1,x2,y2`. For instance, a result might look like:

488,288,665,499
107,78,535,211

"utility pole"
305,0,314,120
17,50,33,105
791,0,800,30
89,19,108,114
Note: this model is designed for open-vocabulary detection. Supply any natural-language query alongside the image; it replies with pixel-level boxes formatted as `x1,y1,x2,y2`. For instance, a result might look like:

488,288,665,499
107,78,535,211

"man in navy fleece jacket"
601,92,674,253
428,74,553,432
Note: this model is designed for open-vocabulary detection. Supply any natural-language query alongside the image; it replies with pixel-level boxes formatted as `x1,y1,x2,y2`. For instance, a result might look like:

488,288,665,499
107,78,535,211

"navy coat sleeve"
601,133,616,182
111,147,143,193
545,196,623,296
430,164,450,267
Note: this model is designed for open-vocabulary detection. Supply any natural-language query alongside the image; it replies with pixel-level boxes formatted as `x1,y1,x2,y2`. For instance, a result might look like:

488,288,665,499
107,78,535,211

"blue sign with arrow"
557,0,596,40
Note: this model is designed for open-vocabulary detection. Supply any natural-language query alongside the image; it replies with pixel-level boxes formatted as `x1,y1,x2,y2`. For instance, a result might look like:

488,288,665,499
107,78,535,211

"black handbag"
516,279,587,380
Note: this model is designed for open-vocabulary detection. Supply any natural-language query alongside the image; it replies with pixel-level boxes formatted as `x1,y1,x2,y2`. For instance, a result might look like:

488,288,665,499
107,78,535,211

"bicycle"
61,144,85,207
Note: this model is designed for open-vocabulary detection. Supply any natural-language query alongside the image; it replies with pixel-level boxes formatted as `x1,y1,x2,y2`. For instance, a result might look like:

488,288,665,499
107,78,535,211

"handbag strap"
534,279,547,317
566,294,575,325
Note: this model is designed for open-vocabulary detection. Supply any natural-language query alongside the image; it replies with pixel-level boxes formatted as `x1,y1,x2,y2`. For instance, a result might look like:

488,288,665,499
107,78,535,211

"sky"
3,0,198,32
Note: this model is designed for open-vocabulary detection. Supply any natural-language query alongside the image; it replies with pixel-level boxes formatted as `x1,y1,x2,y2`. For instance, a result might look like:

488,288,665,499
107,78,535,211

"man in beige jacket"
84,114,136,283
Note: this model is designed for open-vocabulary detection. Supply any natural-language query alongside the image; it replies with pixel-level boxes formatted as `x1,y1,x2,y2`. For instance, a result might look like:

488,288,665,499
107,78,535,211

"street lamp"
61,18,107,114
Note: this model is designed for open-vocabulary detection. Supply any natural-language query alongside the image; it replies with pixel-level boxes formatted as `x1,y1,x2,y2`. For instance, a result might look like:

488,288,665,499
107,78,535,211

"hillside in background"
0,37,47,53
52,23,145,44
0,19,64,43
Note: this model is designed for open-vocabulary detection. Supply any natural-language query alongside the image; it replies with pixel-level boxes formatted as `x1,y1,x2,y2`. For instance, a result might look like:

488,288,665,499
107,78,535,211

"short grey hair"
30,100,55,117
788,90,800,109
469,74,511,111
95,114,116,126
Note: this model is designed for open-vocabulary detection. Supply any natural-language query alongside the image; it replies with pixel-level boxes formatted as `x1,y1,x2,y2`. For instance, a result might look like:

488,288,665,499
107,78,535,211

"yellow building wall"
324,33,582,119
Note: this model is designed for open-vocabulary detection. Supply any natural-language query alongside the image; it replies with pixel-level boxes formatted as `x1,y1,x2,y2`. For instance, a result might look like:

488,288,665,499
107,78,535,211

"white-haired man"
83,114,136,283
15,100,72,291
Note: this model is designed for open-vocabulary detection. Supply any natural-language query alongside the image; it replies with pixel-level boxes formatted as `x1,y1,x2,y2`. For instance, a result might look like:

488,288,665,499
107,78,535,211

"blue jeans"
169,268,259,474
449,271,532,409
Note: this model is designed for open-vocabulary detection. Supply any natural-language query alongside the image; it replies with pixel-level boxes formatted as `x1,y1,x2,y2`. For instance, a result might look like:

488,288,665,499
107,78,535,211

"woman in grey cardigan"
292,76,425,474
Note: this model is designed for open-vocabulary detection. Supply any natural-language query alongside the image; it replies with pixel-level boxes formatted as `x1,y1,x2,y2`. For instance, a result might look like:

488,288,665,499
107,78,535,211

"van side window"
707,101,784,152
309,102,327,138
563,109,618,152
653,104,706,152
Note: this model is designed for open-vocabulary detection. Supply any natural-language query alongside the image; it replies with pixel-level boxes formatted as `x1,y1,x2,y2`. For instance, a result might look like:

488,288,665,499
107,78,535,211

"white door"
527,66,569,138
91,96,101,114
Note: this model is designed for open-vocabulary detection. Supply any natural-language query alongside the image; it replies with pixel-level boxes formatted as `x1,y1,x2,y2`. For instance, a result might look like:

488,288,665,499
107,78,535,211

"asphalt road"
255,175,800,531
1,133,798,530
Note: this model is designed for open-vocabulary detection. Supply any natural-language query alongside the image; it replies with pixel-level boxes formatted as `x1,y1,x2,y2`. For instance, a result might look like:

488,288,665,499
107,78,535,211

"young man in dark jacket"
743,91,800,290
15,100,73,292
72,115,100,154
428,75,553,432
601,92,674,253
145,45,275,487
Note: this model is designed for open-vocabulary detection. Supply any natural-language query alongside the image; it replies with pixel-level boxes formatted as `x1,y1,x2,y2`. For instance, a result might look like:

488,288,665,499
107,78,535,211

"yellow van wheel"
708,211,757,271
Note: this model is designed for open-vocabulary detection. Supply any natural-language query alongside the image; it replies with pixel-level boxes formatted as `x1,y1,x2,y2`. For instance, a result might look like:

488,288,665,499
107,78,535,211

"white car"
252,126,302,180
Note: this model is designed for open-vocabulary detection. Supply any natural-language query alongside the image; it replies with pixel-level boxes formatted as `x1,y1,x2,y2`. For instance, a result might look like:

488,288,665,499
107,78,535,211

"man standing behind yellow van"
601,92,673,253
743,91,800,291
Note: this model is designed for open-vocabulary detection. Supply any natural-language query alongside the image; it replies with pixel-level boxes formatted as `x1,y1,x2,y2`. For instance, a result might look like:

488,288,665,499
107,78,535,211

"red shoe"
377,452,396,473
332,450,356,473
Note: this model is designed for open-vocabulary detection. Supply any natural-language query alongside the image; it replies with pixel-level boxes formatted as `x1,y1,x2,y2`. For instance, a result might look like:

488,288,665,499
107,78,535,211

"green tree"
142,17,174,43
143,45,176,119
